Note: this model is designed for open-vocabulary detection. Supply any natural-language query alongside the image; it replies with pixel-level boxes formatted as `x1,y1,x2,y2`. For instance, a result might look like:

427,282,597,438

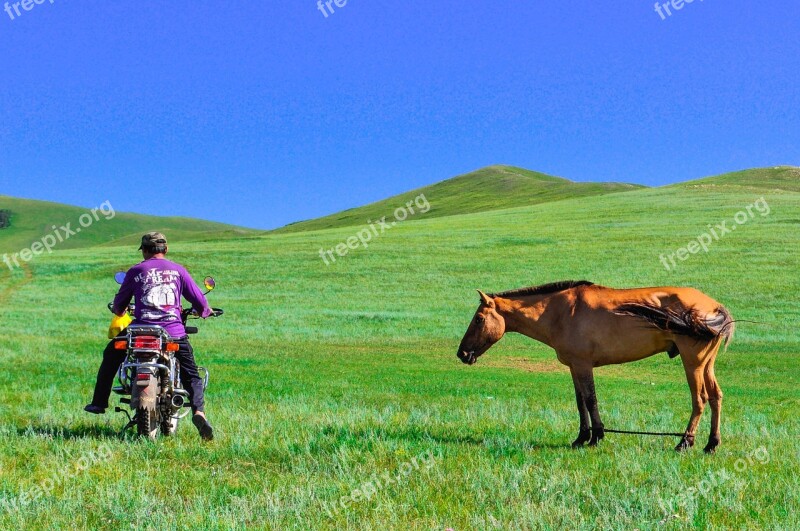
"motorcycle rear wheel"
137,408,160,440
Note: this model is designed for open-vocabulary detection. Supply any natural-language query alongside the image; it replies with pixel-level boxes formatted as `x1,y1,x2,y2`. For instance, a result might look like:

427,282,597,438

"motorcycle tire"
161,415,178,436
137,407,160,440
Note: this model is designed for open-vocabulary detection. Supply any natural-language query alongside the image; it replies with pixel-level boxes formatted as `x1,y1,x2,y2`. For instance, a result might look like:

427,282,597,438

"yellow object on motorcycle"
108,313,133,339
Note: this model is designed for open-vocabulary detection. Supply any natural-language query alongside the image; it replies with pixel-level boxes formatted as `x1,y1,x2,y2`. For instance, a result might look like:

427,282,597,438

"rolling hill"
677,165,800,192
0,195,260,255
5,166,795,252
278,165,799,234
276,165,645,233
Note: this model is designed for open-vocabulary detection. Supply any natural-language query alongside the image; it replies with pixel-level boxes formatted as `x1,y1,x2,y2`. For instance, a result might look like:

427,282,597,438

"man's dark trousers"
90,334,205,413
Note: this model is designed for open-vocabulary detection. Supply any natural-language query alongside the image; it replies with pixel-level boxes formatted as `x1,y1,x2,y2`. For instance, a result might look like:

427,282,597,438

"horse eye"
475,316,485,324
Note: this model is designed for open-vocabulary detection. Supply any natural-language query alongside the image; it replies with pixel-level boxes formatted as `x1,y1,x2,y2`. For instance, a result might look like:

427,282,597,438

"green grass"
0,170,798,529
277,165,644,233
0,195,260,254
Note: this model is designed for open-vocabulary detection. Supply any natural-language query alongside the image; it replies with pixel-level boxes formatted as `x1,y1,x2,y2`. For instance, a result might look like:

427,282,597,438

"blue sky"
1,1,798,229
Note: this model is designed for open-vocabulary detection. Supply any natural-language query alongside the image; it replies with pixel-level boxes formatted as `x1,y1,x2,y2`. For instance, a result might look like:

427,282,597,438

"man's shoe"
192,413,214,441
84,404,106,415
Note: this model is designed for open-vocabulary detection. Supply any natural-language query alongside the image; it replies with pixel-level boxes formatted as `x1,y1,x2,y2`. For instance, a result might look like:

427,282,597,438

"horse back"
554,285,728,366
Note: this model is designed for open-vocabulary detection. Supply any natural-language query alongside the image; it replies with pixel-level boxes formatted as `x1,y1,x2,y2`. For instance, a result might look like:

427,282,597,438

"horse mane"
490,280,594,299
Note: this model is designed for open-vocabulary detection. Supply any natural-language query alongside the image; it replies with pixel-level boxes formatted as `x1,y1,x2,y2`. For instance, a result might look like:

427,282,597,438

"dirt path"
0,262,33,311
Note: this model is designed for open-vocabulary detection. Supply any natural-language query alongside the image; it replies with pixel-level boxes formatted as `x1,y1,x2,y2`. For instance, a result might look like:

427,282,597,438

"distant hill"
678,166,800,192
4,165,795,253
0,195,259,254
276,165,644,233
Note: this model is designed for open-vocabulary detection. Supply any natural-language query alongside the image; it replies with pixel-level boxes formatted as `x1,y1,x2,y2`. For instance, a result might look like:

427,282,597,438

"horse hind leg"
703,353,723,453
676,370,703,451
675,339,716,452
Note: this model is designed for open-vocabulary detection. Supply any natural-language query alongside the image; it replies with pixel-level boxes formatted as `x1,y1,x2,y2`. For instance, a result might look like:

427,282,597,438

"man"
85,232,215,441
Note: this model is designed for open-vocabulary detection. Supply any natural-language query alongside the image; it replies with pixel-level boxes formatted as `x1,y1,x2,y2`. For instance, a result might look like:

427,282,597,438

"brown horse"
457,281,734,453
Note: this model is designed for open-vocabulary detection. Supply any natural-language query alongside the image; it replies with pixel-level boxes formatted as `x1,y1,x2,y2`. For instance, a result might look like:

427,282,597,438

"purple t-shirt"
113,257,212,338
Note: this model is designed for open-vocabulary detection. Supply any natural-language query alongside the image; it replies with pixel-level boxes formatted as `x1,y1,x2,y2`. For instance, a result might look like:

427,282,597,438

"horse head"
457,290,506,365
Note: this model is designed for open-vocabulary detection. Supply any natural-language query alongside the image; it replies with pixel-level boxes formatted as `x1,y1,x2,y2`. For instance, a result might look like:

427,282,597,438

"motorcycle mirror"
114,271,127,285
204,277,216,292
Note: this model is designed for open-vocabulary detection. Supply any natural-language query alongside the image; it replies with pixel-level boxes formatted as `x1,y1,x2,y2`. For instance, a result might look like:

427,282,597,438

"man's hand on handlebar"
182,307,224,319
108,302,134,315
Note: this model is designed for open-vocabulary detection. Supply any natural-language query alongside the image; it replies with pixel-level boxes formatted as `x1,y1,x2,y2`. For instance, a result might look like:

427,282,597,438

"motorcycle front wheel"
161,415,178,436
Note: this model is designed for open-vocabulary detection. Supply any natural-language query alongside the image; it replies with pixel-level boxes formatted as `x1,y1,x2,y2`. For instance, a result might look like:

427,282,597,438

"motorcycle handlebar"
108,302,135,314
182,307,224,319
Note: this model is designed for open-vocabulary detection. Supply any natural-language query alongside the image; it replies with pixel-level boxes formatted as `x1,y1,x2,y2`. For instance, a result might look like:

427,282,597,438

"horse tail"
614,303,735,348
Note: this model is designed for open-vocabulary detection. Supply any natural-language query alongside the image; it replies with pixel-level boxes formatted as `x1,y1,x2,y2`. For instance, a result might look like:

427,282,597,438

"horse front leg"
572,365,604,446
570,368,591,448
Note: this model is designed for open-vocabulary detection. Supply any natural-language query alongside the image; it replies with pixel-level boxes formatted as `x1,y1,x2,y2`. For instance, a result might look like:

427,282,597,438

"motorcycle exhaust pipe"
171,394,186,409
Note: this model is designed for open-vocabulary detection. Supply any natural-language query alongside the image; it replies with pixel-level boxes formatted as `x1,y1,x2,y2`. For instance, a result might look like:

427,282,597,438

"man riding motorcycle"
84,232,215,441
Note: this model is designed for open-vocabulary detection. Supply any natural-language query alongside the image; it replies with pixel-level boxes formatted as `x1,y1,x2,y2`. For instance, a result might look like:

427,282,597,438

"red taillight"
136,373,151,380
131,336,161,350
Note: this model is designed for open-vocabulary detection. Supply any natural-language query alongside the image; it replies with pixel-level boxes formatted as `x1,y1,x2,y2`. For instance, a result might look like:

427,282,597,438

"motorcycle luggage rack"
127,325,170,336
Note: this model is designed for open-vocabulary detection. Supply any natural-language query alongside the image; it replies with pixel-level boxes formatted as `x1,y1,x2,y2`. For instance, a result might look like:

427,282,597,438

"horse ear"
477,290,495,307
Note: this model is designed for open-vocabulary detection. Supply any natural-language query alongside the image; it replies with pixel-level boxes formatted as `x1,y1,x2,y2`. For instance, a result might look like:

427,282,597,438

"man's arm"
181,270,212,318
111,270,135,316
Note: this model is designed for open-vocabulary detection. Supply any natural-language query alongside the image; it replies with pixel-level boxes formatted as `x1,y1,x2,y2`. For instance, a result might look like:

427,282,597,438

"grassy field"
0,168,798,529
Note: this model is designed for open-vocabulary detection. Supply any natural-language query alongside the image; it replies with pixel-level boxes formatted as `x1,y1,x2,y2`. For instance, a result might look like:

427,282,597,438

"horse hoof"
588,427,604,447
703,436,720,454
675,436,695,452
572,429,591,448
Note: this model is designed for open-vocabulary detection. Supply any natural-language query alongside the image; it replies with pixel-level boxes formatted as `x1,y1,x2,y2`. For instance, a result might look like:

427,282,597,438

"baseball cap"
138,232,168,250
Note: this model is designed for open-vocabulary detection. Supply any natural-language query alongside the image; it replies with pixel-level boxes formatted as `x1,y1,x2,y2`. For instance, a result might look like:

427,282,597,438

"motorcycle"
108,272,223,439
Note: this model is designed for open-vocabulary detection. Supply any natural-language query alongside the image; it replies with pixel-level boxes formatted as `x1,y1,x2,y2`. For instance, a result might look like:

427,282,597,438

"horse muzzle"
458,350,477,365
